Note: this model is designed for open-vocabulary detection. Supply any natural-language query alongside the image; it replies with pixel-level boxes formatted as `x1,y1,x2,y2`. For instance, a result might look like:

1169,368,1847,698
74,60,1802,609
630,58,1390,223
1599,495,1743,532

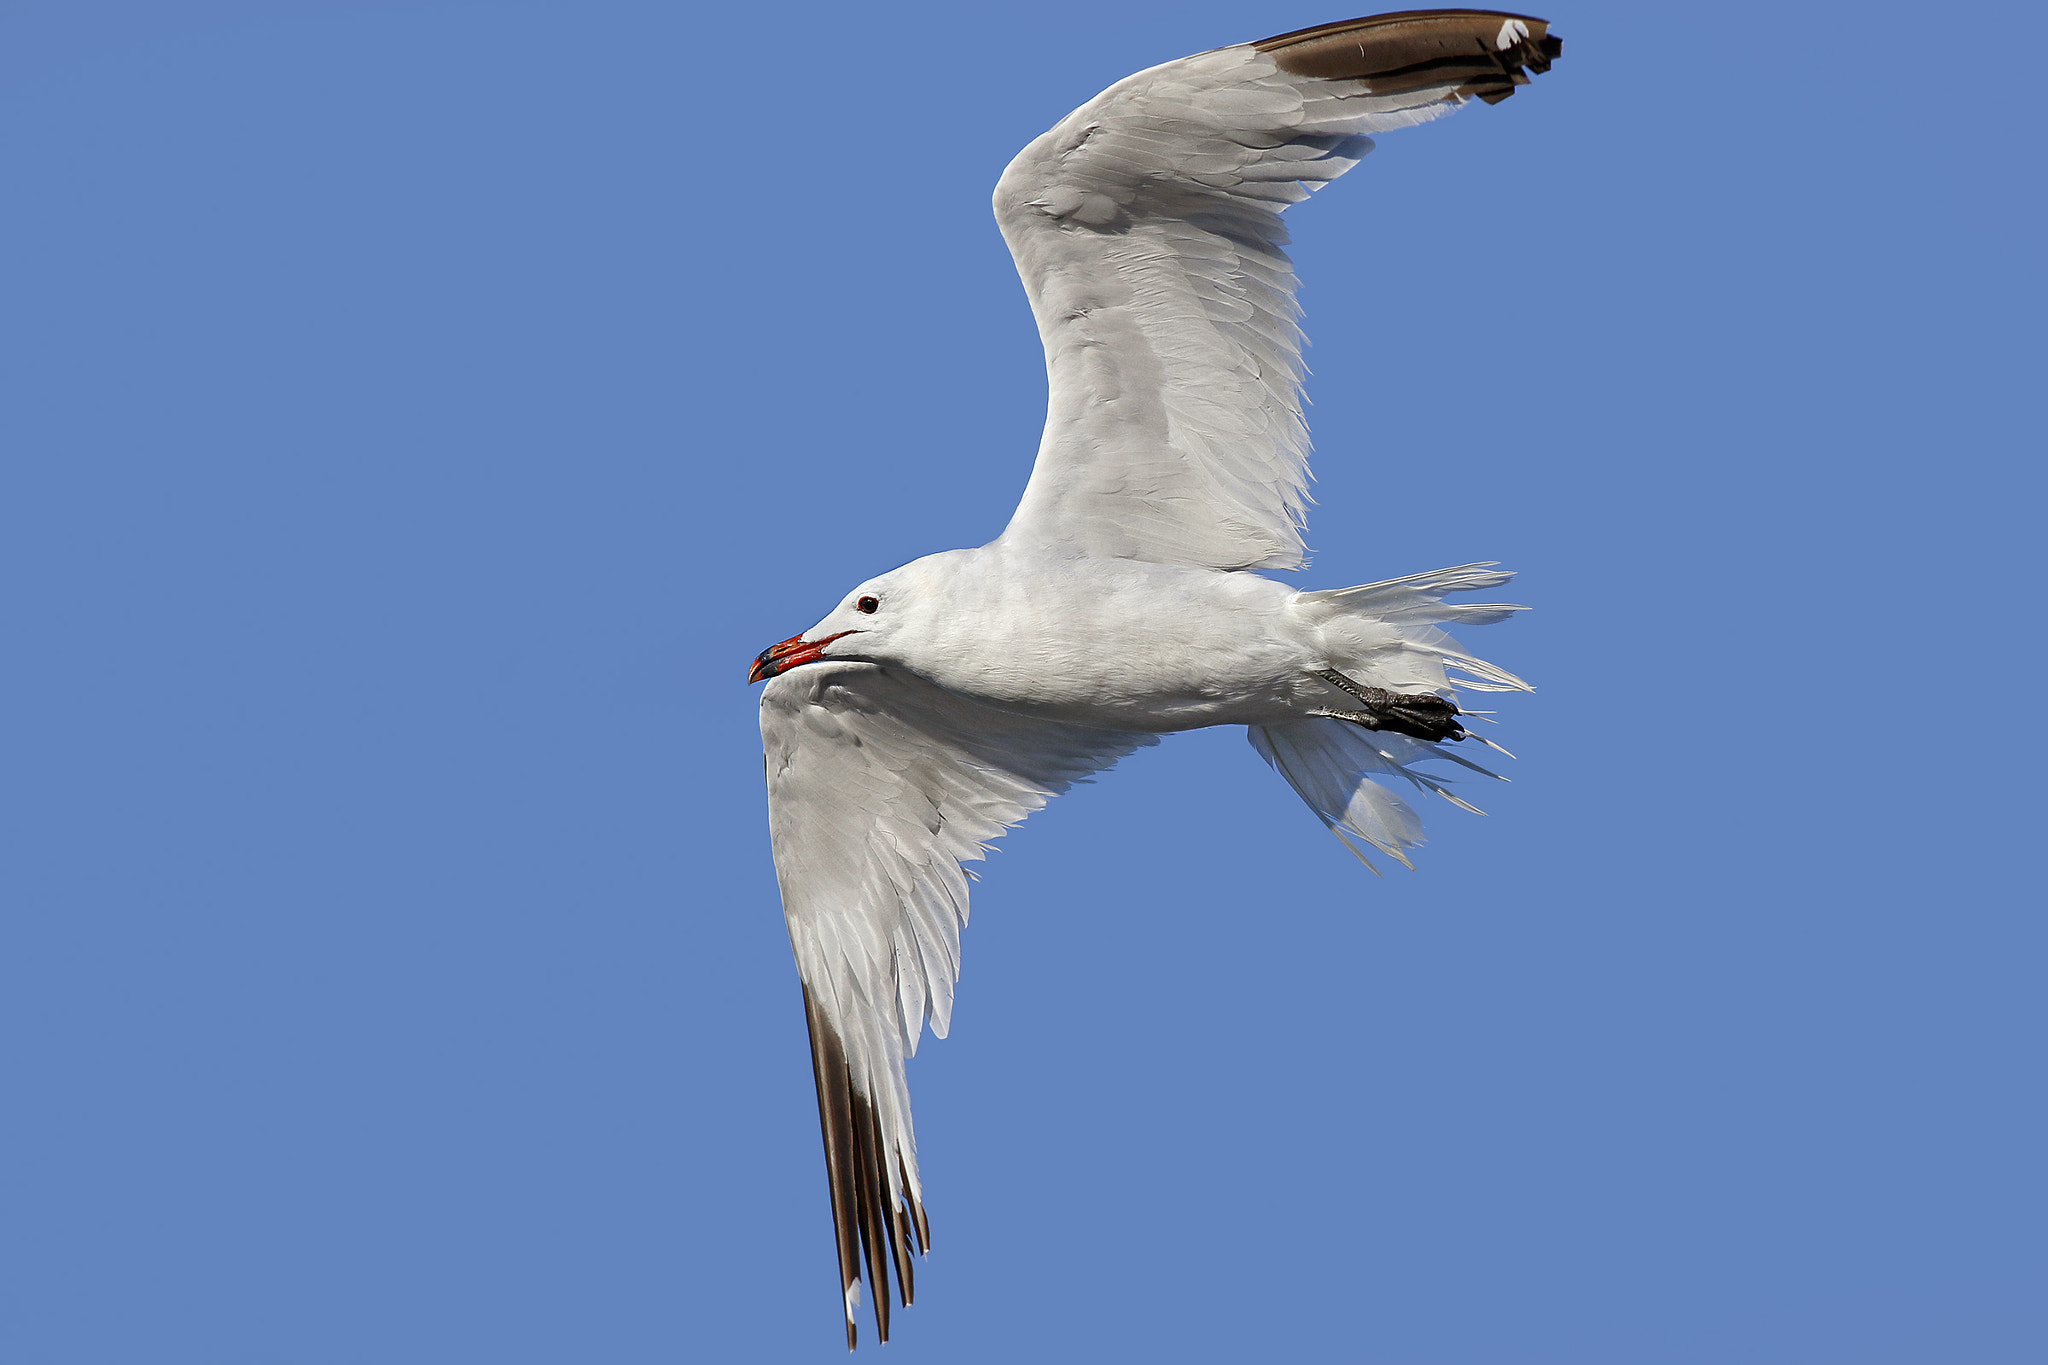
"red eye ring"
855,596,880,614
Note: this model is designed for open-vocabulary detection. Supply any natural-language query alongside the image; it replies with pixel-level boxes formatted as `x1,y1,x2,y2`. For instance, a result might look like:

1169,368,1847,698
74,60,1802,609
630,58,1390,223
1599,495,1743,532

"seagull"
749,10,1558,1347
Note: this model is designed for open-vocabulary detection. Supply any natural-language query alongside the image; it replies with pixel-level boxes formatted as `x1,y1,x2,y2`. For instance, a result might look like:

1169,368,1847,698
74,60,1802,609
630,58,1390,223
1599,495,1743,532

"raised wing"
760,663,1153,1347
994,11,1559,572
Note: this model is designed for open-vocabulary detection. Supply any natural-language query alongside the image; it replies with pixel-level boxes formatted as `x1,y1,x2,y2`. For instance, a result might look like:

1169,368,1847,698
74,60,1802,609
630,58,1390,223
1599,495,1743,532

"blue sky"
3,1,2041,1360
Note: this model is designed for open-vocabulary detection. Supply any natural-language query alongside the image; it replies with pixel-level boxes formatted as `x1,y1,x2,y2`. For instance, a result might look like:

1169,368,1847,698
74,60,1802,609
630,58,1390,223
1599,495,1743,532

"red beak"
748,630,855,684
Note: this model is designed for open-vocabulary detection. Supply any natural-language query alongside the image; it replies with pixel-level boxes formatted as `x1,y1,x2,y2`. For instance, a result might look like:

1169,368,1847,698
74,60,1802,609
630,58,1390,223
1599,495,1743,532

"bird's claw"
1310,669,1467,743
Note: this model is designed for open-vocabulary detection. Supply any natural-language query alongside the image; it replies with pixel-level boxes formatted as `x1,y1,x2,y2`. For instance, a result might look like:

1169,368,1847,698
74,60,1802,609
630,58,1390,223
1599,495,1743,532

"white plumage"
1000,46,1482,572
748,11,1560,1348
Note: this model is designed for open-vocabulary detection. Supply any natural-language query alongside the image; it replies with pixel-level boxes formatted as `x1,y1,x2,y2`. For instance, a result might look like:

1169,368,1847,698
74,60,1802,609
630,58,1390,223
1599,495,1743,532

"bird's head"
747,565,921,684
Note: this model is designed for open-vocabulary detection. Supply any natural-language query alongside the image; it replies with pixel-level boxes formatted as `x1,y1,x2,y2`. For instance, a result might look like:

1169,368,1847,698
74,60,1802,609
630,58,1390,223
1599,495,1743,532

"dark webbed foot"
1310,668,1466,743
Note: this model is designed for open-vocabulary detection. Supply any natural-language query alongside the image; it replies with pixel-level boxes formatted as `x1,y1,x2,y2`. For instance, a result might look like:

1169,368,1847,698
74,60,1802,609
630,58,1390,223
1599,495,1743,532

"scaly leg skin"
1309,668,1466,744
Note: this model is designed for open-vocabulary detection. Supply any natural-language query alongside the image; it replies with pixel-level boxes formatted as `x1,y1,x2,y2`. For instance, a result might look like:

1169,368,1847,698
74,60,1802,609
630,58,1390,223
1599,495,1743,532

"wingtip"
803,984,929,1349
1252,10,1561,103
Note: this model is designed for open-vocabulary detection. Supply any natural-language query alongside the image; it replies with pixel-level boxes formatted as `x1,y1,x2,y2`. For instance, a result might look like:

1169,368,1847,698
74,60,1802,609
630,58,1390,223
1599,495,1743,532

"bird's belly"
951,663,1306,731
912,574,1318,732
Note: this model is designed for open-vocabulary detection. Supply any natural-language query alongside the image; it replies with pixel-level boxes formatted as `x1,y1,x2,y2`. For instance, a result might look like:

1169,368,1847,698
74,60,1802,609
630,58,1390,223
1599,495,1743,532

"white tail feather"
1251,718,1432,866
1299,564,1534,702
1261,563,1531,863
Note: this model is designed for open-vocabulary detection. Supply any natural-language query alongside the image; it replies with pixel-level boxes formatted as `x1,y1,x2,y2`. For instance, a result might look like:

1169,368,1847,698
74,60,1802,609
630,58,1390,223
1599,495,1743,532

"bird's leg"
1309,668,1467,743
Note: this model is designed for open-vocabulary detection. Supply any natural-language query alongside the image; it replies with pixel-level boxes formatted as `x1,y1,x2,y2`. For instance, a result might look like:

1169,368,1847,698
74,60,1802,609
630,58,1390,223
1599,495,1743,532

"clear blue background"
4,1,2041,1360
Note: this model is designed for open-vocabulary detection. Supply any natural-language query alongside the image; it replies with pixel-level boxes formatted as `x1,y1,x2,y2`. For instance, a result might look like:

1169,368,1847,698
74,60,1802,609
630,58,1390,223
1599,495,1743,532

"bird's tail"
1251,563,1531,870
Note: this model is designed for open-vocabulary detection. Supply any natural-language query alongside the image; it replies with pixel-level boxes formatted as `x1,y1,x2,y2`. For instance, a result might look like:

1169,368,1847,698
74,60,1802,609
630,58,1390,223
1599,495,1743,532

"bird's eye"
855,596,880,614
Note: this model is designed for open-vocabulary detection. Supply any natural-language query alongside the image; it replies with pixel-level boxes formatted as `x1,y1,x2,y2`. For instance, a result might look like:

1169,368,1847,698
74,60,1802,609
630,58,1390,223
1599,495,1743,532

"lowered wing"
760,662,1152,1346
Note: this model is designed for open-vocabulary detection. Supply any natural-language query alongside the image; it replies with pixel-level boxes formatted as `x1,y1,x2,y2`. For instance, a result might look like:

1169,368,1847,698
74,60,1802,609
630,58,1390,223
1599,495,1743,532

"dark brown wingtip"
1252,10,1560,104
801,984,929,1349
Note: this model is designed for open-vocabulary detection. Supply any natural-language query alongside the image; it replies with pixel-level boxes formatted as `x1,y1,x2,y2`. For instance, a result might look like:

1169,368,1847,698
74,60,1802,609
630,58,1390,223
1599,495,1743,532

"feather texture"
996,15,1558,571
761,663,1152,1344
1259,560,1534,865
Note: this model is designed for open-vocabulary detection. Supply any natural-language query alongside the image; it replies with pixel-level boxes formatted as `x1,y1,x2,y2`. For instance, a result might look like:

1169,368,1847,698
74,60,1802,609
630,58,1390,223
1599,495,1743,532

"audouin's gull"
747,10,1561,1347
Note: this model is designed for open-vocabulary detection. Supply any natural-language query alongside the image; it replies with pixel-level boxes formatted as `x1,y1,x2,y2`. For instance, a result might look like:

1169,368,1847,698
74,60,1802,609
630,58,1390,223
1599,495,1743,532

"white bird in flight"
749,10,1560,1347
